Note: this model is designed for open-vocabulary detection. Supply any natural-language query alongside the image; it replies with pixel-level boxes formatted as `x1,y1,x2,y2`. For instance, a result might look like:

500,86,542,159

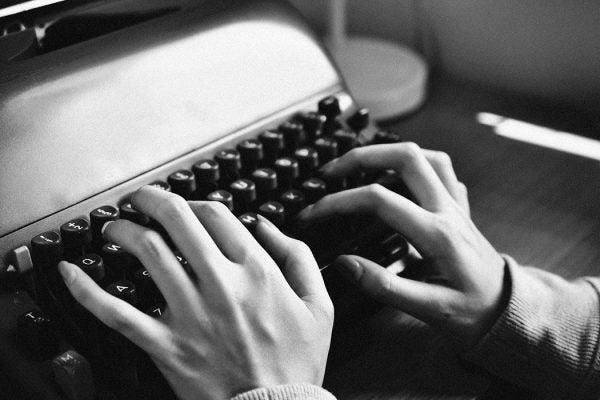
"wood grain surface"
323,78,600,400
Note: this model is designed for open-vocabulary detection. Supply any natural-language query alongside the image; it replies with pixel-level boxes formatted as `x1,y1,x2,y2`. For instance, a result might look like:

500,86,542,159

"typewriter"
0,1,411,399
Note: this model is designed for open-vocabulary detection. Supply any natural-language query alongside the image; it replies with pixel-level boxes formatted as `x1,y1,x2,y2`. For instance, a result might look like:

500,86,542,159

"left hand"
58,186,334,400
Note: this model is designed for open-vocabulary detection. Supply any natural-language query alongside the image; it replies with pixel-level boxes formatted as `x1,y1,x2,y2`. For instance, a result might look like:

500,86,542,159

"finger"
320,143,453,211
58,261,171,362
188,201,270,264
255,215,329,307
298,184,435,252
130,186,228,275
421,150,460,201
103,219,198,311
421,150,470,214
457,182,470,217
335,255,455,321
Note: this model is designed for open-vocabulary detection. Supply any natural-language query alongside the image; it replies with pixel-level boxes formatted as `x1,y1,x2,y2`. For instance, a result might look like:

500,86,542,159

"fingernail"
58,261,77,285
335,255,362,282
257,214,278,230
101,220,114,237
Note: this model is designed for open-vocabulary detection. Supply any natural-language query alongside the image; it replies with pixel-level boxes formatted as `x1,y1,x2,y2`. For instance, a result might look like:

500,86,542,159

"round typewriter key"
318,96,342,135
207,190,234,211
119,202,150,226
149,180,171,192
145,303,166,318
273,157,299,189
301,178,327,204
258,130,284,165
238,212,259,234
133,268,161,305
294,147,319,179
252,168,277,203
215,149,242,185
372,130,402,144
193,159,220,184
296,111,325,141
18,309,59,359
279,190,306,218
333,129,359,155
230,179,256,214
31,231,63,265
31,231,63,288
318,96,341,120
60,219,91,261
237,139,264,173
167,169,196,200
106,280,138,306
347,108,370,133
101,243,137,280
75,253,105,283
258,201,285,228
192,159,220,199
89,206,119,247
314,137,339,164
279,120,304,153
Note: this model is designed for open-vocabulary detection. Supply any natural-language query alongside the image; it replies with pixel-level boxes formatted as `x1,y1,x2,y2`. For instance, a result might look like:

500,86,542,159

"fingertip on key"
101,220,114,237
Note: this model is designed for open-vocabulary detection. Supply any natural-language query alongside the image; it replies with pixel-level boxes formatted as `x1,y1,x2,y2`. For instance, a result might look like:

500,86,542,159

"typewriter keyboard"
5,95,411,400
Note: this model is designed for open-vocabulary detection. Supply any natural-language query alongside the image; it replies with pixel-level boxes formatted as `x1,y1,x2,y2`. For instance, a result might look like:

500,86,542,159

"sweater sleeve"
231,384,336,400
463,256,600,399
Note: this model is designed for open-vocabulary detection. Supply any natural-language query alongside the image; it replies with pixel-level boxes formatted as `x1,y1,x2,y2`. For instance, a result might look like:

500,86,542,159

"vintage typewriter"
0,1,411,399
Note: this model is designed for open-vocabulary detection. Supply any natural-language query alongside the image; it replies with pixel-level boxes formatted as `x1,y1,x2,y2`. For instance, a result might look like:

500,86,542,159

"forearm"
464,256,600,399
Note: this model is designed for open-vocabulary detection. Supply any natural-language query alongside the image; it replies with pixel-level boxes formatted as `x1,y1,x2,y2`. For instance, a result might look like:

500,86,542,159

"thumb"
335,254,451,319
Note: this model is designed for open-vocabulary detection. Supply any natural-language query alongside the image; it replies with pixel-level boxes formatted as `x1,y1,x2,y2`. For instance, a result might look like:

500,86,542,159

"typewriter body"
0,1,408,398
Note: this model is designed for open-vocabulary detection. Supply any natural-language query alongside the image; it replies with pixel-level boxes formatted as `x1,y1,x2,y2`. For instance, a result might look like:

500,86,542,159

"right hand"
298,143,506,348
58,186,333,400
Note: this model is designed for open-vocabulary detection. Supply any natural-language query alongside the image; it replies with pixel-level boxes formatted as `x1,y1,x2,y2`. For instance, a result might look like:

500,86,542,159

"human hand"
58,186,333,399
298,143,506,347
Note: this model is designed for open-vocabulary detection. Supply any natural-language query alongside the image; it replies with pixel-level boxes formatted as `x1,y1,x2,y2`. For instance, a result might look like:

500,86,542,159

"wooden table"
323,78,600,399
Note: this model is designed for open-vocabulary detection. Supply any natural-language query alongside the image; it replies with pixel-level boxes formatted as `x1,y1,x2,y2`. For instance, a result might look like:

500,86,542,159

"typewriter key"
258,201,285,228
106,280,138,306
237,139,264,174
60,219,92,262
192,159,220,200
75,254,105,283
89,206,119,248
168,169,196,200
258,130,284,165
207,190,234,211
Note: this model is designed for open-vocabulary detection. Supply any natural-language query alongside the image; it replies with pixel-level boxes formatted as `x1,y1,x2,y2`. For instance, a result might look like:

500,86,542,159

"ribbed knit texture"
464,256,600,399
231,384,336,400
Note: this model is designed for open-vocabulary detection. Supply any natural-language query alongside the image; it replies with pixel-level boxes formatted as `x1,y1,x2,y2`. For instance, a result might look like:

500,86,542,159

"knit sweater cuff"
231,384,336,400
463,255,600,398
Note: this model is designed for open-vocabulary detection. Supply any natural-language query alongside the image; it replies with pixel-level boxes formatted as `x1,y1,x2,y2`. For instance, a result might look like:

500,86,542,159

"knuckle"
105,306,133,333
431,214,457,246
370,273,393,302
364,183,387,202
201,199,230,216
156,195,190,221
136,229,165,260
321,299,335,324
433,151,452,169
289,238,312,256
345,147,363,164
401,142,422,160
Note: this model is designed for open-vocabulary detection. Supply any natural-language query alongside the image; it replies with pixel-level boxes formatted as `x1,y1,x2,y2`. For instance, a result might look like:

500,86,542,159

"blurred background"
290,0,600,128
